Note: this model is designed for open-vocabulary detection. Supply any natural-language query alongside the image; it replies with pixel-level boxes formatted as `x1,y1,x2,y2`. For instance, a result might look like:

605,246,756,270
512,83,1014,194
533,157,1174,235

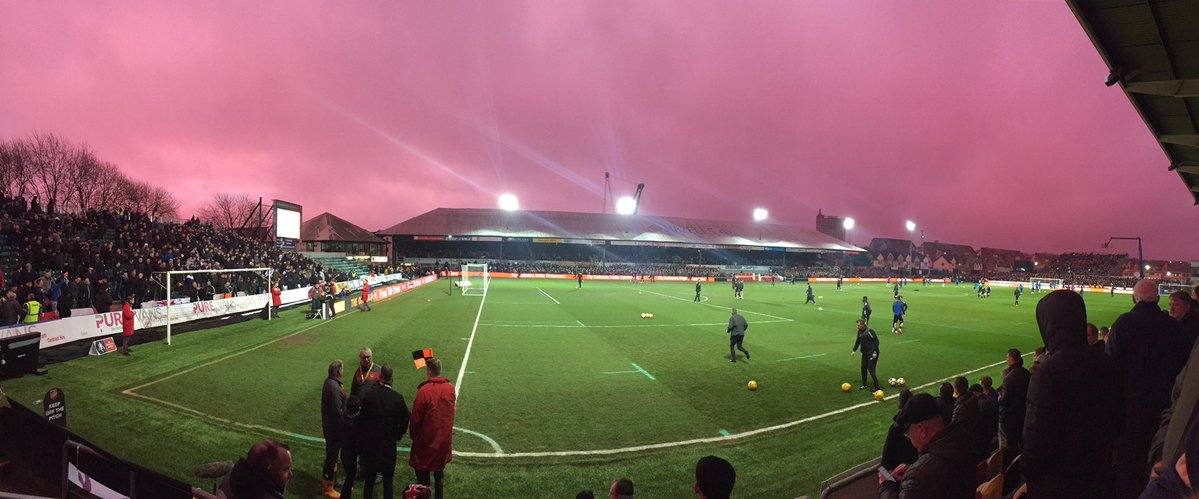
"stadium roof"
301,212,386,243
1069,0,1199,204
379,208,864,252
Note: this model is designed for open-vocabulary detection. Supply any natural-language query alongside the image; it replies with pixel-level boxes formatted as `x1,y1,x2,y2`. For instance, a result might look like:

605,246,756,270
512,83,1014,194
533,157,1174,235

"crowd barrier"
0,273,431,350
0,398,192,497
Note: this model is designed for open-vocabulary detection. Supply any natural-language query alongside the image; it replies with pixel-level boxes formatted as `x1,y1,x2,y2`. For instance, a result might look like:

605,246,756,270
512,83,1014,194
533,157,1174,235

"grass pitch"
0,279,1137,497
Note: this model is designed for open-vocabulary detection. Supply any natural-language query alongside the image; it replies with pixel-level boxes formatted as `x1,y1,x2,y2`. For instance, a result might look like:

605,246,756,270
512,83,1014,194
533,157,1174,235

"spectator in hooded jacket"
936,382,954,426
1108,281,1191,499
409,357,456,499
1023,289,1123,498
881,388,918,470
321,360,346,498
120,295,135,355
878,393,975,498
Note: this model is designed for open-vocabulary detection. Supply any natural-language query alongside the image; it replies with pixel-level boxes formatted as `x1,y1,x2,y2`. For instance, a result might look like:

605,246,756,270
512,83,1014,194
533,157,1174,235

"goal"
459,263,489,297
1030,278,1063,291
158,268,274,345
1159,282,1195,298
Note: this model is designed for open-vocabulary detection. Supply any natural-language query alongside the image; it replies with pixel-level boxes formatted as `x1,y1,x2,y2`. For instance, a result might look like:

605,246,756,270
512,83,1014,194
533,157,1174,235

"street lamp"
1103,236,1146,279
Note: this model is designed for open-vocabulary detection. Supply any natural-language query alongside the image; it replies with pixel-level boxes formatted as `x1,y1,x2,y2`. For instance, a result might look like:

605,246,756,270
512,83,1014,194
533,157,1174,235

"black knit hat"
896,393,940,428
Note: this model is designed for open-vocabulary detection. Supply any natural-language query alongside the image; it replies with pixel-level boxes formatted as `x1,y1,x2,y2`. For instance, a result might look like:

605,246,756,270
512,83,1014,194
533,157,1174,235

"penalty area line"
536,287,561,305
452,355,1032,458
627,286,793,322
455,280,490,400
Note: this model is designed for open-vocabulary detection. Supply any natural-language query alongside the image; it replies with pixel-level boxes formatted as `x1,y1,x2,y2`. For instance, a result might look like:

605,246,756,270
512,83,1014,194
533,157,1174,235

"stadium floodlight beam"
905,220,917,232
615,196,637,215
753,208,768,222
497,193,519,211
842,217,855,231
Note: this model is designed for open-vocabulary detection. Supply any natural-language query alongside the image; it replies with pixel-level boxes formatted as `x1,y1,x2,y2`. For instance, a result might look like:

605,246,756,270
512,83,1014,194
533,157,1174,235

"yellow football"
841,382,852,393
747,380,758,391
874,390,885,401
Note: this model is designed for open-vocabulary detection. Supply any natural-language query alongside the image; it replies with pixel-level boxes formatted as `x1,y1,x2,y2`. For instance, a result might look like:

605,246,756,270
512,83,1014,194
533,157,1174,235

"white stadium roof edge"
378,207,865,253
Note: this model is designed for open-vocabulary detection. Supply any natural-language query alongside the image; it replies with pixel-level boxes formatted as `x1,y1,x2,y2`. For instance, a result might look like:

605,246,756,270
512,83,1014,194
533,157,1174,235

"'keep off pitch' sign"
43,387,66,427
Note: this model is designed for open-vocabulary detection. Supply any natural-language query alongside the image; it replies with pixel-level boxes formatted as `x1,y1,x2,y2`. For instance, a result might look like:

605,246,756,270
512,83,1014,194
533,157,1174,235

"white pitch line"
576,319,586,327
454,426,504,454
537,287,561,305
775,353,827,362
601,370,640,375
451,354,1033,458
478,319,791,329
624,286,794,322
454,281,489,400
123,310,356,395
894,339,922,345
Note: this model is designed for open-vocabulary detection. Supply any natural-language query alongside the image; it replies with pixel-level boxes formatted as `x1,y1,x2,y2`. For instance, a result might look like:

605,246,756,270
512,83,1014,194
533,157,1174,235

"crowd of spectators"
0,194,335,326
876,283,1199,498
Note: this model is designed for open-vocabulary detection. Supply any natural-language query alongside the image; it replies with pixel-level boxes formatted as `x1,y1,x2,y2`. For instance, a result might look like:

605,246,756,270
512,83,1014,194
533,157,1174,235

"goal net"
1030,278,1063,291
156,268,274,345
460,263,489,296
1160,282,1194,298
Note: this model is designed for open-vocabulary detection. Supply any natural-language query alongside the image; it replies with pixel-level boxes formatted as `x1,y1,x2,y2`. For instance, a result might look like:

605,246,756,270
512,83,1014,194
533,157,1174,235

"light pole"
1103,236,1145,279
753,208,768,242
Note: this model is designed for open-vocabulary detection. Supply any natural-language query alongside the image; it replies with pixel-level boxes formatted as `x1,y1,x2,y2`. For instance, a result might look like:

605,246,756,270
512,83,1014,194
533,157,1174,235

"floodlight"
497,193,519,211
843,217,855,230
1167,271,1173,277
753,208,768,222
905,220,917,232
1145,264,1151,271
616,196,637,215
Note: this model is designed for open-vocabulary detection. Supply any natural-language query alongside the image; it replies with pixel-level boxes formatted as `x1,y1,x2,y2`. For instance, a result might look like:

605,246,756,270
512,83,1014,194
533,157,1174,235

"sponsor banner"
532,237,564,243
0,273,421,350
413,235,446,241
445,271,715,282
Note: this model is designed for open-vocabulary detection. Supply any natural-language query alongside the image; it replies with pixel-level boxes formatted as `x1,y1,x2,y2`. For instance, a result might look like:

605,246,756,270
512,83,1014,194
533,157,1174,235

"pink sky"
2,1,1195,260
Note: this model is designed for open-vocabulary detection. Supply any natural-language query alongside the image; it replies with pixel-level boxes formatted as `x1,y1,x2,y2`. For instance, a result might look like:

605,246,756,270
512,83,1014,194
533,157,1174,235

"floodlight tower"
753,208,768,242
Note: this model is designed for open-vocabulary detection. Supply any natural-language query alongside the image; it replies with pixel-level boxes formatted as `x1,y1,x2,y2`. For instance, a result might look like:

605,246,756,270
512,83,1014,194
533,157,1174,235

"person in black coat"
218,439,292,499
1107,281,1190,499
355,364,410,499
850,320,880,390
936,382,955,426
881,389,918,470
999,347,1030,463
321,360,346,496
1022,290,1123,498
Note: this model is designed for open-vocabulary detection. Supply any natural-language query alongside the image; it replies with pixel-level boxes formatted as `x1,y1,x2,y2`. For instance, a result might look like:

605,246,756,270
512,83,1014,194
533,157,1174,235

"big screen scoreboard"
273,200,302,250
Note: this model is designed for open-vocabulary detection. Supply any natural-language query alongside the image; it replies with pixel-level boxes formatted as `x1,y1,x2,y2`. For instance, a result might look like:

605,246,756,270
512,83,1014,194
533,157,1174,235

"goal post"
1160,282,1193,298
1030,278,1063,292
162,268,273,345
459,263,489,297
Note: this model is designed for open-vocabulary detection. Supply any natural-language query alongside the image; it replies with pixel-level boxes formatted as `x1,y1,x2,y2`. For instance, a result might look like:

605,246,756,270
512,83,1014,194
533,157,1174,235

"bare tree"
0,132,182,218
197,193,258,229
0,138,31,198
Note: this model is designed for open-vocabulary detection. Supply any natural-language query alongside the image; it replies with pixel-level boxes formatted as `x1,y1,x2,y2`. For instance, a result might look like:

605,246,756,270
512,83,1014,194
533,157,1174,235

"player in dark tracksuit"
728,309,749,362
1014,284,1023,306
577,273,583,289
862,296,872,324
852,320,881,391
837,277,843,290
694,281,702,302
805,284,816,304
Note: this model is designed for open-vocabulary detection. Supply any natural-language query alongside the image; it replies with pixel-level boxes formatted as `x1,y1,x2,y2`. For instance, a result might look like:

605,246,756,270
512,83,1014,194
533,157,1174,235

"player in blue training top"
891,295,907,335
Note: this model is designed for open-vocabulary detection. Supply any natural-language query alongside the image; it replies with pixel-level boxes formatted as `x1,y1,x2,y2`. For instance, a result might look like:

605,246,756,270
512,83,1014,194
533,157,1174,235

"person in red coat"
120,295,135,355
409,357,456,499
270,283,282,318
358,279,371,312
